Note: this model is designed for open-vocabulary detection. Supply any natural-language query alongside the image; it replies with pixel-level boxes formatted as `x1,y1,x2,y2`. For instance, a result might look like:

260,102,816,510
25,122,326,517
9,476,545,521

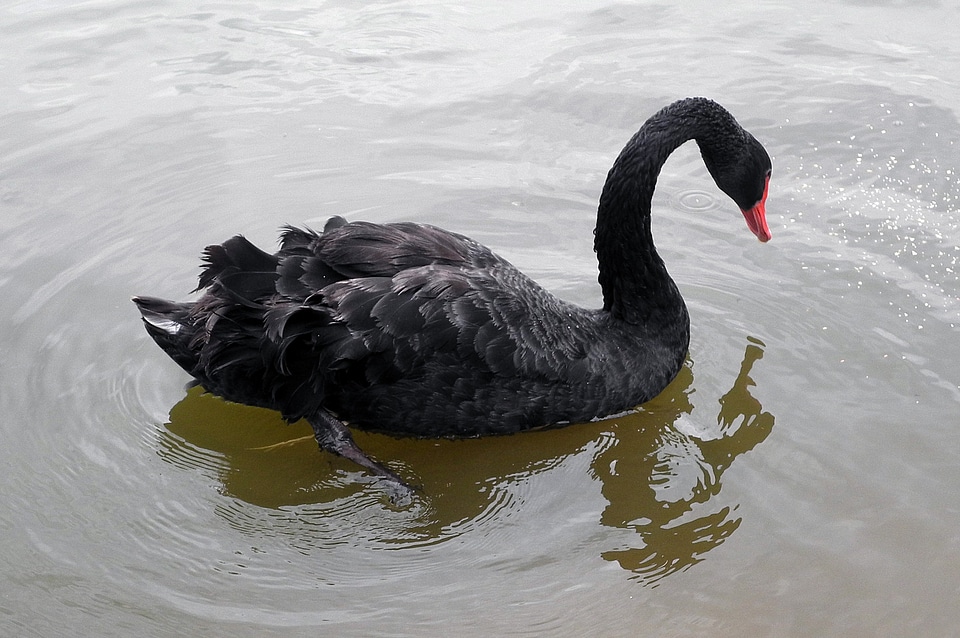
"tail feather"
133,296,189,331
132,296,199,372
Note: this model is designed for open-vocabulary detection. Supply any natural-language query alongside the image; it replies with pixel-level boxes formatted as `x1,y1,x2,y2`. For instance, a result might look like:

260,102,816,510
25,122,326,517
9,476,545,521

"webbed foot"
308,410,415,502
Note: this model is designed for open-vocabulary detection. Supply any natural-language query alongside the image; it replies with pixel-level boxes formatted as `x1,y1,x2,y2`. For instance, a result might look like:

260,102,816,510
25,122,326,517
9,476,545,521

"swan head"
701,131,773,243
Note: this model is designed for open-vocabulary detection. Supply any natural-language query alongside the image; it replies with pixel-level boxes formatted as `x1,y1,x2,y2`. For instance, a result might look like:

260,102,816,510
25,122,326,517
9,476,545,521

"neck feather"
593,98,741,325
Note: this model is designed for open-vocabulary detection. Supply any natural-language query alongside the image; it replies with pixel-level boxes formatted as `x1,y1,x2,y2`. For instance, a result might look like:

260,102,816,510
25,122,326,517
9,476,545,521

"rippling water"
2,1,959,635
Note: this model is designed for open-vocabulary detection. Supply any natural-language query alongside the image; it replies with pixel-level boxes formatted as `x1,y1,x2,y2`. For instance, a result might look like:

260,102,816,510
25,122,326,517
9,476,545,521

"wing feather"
182,218,593,424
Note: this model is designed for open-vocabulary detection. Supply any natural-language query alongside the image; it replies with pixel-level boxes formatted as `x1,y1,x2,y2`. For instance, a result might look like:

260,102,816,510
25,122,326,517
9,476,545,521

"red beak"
742,175,771,242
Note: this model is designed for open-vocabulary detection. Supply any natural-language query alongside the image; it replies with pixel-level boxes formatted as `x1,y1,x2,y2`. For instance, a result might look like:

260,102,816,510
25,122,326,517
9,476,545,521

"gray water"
2,1,959,636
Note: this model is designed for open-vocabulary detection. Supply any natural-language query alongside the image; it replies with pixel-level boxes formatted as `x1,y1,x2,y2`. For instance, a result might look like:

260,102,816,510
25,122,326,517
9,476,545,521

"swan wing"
265,224,592,390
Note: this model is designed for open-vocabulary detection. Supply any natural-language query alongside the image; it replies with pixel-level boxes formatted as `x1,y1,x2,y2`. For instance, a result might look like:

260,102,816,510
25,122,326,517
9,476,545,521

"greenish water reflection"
598,338,773,583
158,338,773,582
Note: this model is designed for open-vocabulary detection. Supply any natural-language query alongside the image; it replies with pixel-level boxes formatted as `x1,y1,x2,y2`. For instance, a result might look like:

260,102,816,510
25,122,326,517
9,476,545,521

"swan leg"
307,410,412,494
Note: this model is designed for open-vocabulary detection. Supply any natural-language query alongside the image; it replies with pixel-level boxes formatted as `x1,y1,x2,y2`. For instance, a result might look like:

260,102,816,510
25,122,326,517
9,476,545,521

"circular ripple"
676,188,724,213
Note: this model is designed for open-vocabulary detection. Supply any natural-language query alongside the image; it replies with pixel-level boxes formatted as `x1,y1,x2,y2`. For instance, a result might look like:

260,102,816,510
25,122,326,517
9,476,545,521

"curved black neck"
593,98,742,325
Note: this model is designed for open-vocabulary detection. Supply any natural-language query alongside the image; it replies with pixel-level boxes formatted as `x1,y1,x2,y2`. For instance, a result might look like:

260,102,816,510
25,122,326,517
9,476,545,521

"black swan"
134,97,772,488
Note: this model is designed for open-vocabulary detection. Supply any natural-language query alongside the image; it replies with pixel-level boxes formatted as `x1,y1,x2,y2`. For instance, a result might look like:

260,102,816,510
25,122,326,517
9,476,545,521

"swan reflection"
596,337,773,583
157,337,773,583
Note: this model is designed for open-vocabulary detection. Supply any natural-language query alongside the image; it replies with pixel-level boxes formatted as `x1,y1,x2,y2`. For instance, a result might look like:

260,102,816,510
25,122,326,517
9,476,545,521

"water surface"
2,1,959,636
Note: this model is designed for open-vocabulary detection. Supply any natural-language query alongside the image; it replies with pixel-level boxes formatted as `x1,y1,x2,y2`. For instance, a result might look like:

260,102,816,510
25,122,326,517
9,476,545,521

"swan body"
135,97,772,486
